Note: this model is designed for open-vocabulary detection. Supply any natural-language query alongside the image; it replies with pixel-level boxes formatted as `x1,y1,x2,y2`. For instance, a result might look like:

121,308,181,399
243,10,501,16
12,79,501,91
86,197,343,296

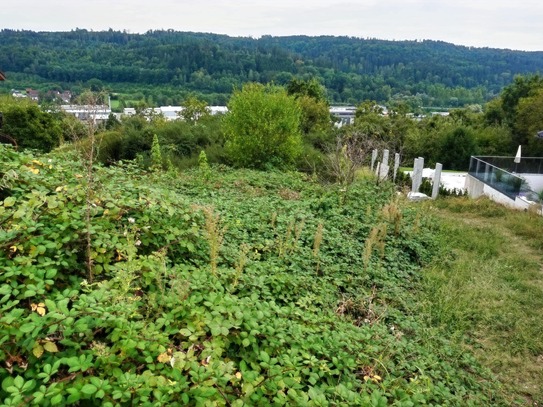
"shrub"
223,83,303,169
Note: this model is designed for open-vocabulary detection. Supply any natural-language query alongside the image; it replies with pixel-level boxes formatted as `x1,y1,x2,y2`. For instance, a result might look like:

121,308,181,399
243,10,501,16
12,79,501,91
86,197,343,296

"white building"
60,105,111,124
122,105,229,121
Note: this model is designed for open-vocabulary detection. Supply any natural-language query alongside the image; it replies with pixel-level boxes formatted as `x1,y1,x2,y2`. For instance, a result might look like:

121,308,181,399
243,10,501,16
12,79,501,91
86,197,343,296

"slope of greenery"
1,29,543,106
0,145,506,406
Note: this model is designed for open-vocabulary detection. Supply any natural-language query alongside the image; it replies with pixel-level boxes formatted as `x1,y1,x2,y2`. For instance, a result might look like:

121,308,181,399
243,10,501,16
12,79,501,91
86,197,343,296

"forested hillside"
1,29,542,106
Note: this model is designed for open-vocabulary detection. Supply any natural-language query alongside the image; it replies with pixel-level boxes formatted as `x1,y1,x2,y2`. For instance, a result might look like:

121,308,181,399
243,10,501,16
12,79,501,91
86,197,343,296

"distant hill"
1,29,542,107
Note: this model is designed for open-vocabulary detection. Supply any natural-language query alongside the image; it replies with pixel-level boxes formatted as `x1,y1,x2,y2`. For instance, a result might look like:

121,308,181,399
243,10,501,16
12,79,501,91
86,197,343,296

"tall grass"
420,196,543,405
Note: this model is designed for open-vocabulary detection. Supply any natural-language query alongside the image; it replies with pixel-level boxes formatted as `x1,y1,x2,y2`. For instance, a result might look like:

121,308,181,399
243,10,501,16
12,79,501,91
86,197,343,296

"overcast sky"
3,0,543,51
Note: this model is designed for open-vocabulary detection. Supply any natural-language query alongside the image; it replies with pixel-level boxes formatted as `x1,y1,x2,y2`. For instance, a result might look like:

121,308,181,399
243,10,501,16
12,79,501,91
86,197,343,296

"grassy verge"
419,196,543,405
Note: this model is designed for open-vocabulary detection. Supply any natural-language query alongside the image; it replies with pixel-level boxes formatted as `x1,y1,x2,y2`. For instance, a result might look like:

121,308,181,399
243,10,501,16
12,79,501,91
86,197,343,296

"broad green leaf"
80,383,98,396
260,351,270,363
20,323,35,333
1,377,14,392
13,376,24,389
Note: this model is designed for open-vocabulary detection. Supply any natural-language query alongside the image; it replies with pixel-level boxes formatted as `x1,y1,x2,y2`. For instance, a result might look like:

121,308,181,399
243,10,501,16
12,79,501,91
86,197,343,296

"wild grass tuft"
313,222,324,275
199,205,225,276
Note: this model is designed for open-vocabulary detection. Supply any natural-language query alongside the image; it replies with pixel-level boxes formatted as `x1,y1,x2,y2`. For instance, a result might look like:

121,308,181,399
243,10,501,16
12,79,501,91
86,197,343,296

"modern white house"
466,155,543,211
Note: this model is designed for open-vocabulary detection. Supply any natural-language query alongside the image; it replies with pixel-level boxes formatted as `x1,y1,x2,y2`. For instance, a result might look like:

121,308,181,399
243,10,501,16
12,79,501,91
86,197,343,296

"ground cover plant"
0,144,507,406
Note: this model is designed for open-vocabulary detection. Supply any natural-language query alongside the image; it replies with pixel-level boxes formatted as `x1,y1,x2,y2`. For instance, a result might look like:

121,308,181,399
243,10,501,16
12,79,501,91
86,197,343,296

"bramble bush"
0,145,503,406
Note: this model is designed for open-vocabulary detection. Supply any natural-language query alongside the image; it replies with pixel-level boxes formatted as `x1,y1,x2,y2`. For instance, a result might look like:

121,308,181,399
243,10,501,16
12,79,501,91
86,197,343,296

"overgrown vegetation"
1,145,515,406
2,48,543,404
5,70,543,172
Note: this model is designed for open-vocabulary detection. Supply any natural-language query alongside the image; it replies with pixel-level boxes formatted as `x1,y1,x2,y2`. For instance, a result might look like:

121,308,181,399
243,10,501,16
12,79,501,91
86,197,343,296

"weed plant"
0,145,507,406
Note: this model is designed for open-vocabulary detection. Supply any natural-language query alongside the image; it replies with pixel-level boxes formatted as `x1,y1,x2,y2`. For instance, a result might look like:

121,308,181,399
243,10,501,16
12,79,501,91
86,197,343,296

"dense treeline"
3,74,542,174
1,29,542,107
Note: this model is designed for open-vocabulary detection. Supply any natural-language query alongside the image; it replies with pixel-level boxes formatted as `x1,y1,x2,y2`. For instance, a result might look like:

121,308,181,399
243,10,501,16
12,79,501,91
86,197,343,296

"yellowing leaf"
28,167,40,174
3,197,16,207
43,341,58,353
9,246,17,253
32,343,44,358
31,302,46,316
235,372,242,379
75,174,83,179
55,186,64,192
32,160,43,166
157,352,171,363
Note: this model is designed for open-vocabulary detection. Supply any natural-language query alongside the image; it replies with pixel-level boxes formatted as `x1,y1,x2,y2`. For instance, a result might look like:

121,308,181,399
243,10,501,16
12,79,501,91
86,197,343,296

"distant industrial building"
60,105,111,124
329,106,357,126
122,106,228,120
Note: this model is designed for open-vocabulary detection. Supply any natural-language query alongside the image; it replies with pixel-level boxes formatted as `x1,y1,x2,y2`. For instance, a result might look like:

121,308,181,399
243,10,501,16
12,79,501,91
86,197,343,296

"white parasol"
514,145,521,164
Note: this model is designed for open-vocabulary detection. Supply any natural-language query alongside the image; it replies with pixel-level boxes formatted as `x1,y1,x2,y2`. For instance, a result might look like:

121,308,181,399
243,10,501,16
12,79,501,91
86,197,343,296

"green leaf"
80,383,98,396
13,376,24,389
20,323,35,333
179,328,192,336
260,351,270,363
33,391,45,404
51,393,63,405
45,269,57,279
2,377,14,392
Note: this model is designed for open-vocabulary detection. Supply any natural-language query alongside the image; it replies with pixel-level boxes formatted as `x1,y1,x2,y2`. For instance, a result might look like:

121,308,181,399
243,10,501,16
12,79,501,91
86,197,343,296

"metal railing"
468,156,538,200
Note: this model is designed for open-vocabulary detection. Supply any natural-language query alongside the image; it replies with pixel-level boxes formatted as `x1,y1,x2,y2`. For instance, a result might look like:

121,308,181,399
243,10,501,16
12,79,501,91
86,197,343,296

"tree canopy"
2,29,543,107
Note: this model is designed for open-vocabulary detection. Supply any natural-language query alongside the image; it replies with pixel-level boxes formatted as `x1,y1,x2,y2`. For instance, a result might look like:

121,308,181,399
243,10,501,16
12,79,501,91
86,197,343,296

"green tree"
0,96,62,151
287,77,327,102
439,127,477,170
483,97,505,126
514,89,543,156
501,74,543,126
223,83,302,169
403,115,452,167
179,95,210,124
